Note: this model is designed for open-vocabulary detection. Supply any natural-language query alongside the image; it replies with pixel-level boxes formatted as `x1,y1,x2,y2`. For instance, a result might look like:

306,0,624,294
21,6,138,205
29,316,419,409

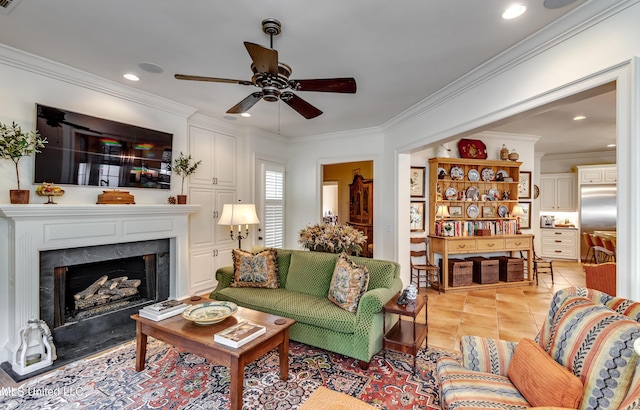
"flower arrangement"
299,223,367,255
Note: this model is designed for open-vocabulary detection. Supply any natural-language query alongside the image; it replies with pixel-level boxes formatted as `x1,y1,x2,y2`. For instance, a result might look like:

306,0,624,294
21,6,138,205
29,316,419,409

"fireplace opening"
39,239,170,366
55,254,158,328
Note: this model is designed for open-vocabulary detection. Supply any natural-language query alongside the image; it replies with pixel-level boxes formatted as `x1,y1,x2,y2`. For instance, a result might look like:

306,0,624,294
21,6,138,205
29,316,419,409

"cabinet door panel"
505,237,531,249
189,188,215,247
450,239,476,252
476,238,504,251
189,250,216,292
189,126,214,186
214,190,237,247
539,178,557,211
555,176,575,211
213,133,236,187
603,167,617,183
580,169,603,184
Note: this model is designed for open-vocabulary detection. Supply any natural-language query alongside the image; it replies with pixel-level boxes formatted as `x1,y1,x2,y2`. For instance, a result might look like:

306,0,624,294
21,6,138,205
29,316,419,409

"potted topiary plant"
169,151,201,204
0,121,47,204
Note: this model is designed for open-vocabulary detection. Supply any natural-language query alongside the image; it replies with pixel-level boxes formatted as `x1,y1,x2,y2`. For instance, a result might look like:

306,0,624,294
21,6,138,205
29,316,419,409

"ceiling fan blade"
281,92,323,119
174,74,253,86
226,92,263,114
244,42,279,76
290,78,356,93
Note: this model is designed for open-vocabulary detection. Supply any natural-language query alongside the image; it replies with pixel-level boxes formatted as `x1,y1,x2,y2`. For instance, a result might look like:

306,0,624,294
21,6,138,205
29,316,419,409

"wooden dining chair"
410,237,440,294
591,234,615,263
582,232,596,263
583,262,616,296
531,241,553,285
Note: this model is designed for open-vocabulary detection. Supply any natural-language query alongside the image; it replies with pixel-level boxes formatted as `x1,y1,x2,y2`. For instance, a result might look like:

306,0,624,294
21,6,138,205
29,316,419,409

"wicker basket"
467,257,499,284
496,257,525,282
441,258,473,287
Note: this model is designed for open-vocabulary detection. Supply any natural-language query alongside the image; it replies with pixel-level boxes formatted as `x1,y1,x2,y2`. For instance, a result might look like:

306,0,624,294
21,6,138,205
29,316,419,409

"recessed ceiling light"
123,73,140,81
502,4,526,19
240,113,251,118
573,115,586,121
607,143,616,148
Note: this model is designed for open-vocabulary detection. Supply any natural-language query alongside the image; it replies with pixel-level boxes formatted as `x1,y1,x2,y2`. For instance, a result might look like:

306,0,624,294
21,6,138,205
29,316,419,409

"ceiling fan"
174,18,356,119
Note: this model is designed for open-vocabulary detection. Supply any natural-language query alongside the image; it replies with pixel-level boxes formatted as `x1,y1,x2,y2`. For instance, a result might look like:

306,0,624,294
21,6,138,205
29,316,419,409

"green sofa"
210,249,403,367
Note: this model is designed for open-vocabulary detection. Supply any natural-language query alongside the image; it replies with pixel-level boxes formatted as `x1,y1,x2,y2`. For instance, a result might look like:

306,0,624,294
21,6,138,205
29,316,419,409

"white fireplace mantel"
0,204,199,363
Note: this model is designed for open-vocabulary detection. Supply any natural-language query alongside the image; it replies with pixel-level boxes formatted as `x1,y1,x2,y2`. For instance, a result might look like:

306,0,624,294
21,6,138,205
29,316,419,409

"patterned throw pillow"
328,252,370,313
231,248,279,288
543,296,640,410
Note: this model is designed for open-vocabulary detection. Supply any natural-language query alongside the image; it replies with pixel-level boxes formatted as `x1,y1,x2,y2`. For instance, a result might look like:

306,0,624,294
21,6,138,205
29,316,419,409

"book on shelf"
139,299,188,321
214,320,266,348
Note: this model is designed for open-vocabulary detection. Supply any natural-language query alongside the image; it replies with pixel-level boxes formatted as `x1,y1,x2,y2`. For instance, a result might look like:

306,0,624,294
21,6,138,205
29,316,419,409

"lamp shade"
511,205,525,217
217,203,260,226
435,205,450,218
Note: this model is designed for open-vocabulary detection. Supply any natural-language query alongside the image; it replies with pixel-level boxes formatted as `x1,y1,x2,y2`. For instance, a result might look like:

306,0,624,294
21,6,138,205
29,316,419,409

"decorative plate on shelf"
445,187,458,200
182,301,238,325
467,169,480,182
498,205,509,218
437,167,448,179
496,170,509,180
466,186,480,201
449,166,464,181
487,188,500,201
467,204,479,218
481,168,495,182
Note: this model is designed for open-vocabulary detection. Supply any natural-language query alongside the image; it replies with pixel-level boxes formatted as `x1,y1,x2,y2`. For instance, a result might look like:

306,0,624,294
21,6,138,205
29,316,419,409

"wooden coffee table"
131,298,295,410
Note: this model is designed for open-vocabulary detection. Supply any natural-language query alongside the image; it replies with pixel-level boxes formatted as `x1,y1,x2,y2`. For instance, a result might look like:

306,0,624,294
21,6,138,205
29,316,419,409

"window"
258,160,285,248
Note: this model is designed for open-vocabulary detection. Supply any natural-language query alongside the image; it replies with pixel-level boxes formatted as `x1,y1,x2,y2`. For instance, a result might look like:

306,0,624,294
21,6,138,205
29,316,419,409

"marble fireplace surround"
0,204,198,363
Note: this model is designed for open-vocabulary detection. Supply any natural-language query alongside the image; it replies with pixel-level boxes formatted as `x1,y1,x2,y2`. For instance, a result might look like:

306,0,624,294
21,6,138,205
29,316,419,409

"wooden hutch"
427,157,534,292
347,174,373,257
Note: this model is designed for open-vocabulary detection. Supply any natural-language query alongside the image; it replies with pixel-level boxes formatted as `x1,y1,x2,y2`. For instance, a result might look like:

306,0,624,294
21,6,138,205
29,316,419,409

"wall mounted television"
34,104,173,189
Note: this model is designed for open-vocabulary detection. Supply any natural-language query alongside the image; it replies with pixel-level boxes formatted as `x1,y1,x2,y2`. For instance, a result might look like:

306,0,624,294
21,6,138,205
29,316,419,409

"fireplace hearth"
39,239,170,366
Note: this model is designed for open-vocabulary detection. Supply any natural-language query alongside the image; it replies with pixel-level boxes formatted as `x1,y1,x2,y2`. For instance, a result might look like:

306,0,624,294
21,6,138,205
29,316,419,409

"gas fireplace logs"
74,275,141,310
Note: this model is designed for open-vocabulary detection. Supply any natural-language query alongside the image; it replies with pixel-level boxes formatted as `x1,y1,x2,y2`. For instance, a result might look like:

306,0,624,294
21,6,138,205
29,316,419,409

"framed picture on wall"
518,202,531,229
410,167,426,198
518,171,532,199
410,201,425,232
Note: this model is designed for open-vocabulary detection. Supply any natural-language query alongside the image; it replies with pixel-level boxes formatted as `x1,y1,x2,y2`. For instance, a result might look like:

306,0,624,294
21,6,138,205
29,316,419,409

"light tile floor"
417,260,586,352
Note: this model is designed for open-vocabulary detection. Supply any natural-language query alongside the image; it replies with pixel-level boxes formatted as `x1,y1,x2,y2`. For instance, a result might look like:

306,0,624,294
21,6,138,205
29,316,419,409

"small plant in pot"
168,151,201,204
0,121,47,204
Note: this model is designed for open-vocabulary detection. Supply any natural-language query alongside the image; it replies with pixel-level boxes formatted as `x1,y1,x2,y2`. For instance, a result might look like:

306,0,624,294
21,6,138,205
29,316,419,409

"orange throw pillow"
507,338,583,408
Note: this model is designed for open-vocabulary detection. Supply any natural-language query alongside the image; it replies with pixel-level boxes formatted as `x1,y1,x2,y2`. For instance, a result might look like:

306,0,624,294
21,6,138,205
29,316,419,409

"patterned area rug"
1,339,460,409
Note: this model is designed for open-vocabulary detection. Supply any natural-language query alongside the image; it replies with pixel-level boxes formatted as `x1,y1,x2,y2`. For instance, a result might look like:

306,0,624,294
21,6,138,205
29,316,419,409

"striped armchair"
437,287,640,409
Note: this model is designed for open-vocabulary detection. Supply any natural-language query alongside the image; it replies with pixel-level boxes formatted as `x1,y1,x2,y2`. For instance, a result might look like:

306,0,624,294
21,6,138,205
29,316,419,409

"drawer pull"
458,245,466,249
555,240,562,243
514,242,522,246
555,250,562,253
487,243,495,247
555,232,562,235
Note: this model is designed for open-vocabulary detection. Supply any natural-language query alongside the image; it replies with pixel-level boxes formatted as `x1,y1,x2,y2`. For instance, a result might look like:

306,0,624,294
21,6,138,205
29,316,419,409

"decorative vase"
177,195,187,204
10,189,30,204
500,144,509,160
508,149,519,162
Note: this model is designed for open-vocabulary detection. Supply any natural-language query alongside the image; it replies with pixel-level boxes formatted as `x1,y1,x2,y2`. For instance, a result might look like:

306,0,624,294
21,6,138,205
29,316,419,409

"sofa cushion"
437,357,530,409
215,287,357,333
285,251,337,297
508,338,583,408
543,296,640,410
461,335,518,377
350,255,397,290
328,253,370,313
231,248,279,288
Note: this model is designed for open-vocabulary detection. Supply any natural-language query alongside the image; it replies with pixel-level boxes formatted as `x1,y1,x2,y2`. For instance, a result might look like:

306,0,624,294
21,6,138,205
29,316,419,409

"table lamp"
435,205,450,219
218,202,260,249
511,205,525,234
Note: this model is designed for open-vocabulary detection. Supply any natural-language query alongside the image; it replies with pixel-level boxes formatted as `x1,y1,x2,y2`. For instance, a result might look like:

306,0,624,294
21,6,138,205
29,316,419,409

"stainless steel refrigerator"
579,184,617,260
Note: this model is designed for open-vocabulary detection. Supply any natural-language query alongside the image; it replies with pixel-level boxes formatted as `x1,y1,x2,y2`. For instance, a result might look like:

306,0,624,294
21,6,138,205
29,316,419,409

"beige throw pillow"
328,252,370,313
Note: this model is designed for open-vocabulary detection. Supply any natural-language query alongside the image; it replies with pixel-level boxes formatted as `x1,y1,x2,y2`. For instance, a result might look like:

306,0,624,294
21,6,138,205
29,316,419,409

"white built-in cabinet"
578,165,617,184
540,228,579,261
187,125,237,295
540,173,576,212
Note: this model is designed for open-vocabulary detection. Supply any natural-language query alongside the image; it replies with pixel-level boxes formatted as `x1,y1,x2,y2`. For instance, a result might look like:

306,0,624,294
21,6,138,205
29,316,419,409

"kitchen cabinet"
540,173,575,211
189,125,236,187
540,228,579,261
578,165,616,184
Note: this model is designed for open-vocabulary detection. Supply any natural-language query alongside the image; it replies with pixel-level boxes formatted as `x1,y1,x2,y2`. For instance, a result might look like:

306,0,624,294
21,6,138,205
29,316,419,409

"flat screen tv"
34,104,173,189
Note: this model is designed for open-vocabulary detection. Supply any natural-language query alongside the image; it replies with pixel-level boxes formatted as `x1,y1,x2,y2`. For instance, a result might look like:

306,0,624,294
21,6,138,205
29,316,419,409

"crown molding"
0,43,197,118
382,0,639,133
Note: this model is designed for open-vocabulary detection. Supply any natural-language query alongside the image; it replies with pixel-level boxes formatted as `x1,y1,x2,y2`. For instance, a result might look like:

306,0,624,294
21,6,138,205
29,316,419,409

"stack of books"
214,320,266,348
139,299,188,321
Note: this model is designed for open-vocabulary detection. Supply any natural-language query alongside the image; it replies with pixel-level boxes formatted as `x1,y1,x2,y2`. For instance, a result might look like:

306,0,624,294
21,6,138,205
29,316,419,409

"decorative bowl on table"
35,183,65,204
182,301,238,325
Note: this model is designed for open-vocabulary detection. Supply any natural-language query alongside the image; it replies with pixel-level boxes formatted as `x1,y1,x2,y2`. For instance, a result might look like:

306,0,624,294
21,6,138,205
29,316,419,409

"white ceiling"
0,0,615,153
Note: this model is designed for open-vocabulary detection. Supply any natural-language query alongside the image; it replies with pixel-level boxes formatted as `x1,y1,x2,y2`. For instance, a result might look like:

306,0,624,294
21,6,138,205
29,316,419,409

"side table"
382,292,428,372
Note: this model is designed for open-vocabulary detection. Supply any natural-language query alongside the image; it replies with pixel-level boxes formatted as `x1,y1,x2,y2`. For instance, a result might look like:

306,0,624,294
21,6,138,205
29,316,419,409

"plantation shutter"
261,163,285,248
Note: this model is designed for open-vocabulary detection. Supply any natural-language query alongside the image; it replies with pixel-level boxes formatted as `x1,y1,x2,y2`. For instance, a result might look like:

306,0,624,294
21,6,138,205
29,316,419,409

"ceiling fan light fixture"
502,4,526,20
262,86,281,102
